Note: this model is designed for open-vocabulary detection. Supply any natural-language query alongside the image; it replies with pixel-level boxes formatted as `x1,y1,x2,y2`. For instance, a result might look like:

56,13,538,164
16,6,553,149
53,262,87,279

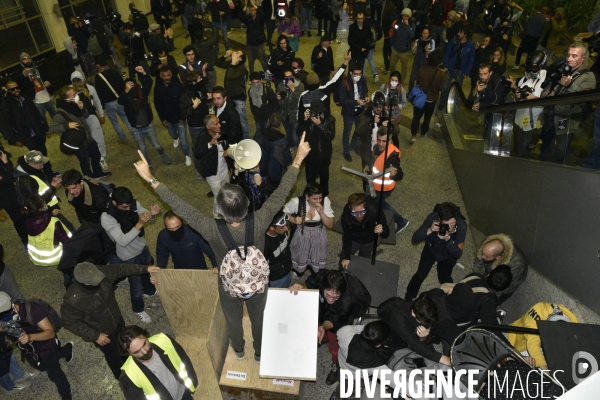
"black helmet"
371,91,386,108
525,51,547,73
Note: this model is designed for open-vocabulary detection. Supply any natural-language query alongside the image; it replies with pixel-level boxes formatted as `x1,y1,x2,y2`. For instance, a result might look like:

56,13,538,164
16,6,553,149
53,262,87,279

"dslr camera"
438,222,450,236
0,320,21,337
310,111,325,120
515,85,534,99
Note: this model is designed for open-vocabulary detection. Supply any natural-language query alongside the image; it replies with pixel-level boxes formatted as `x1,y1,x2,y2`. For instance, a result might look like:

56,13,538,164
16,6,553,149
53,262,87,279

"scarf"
249,82,263,108
106,202,144,237
67,180,92,206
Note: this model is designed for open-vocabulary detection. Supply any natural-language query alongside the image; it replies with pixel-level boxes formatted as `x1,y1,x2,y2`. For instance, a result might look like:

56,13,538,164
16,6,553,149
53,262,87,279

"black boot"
326,362,339,385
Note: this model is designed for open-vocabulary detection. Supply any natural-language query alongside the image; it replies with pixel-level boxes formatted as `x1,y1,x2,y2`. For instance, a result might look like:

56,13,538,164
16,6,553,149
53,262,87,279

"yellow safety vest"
30,175,59,207
27,217,71,267
372,144,401,192
121,333,196,400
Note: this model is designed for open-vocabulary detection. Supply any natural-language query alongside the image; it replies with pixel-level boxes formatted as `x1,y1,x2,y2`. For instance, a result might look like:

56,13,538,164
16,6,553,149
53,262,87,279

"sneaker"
143,290,158,298
395,220,410,235
234,349,245,360
420,133,427,139
511,65,520,71
52,171,62,178
114,278,126,292
161,153,171,165
14,370,40,383
185,156,192,166
410,135,416,144
5,380,32,395
382,70,389,74
325,362,339,385
185,33,190,38
99,159,110,172
254,353,261,364
64,342,74,363
135,311,152,323
196,171,205,180
343,153,352,162
207,191,214,198
373,74,379,83
173,138,180,148
121,72,127,77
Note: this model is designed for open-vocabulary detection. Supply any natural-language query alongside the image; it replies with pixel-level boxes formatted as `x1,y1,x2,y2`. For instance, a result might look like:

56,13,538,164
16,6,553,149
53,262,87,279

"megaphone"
228,139,262,171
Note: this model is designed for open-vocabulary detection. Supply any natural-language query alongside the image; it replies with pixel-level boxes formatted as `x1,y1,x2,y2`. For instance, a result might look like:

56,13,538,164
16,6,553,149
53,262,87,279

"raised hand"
133,150,154,182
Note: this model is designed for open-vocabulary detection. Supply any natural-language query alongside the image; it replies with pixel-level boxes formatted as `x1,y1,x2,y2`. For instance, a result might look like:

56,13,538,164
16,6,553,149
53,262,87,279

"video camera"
541,58,570,91
0,320,21,337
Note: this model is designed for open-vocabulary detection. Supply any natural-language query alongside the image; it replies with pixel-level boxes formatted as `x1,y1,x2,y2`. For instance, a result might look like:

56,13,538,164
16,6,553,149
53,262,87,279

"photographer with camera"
338,61,369,162
405,202,467,301
506,51,548,157
540,42,596,163
468,63,505,139
248,72,280,143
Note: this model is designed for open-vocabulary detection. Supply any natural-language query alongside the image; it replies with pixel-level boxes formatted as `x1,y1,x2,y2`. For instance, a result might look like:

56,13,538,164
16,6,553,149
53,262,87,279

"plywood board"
175,337,222,400
332,209,396,245
259,288,319,381
346,256,400,307
219,307,300,396
152,269,218,339
206,297,229,381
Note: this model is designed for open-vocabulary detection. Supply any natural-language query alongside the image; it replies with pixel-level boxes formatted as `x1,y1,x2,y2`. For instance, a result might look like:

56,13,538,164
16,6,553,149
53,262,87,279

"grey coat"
0,266,24,302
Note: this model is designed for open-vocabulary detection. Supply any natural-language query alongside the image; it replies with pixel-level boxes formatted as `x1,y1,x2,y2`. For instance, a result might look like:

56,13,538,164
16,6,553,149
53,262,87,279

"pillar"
36,0,70,52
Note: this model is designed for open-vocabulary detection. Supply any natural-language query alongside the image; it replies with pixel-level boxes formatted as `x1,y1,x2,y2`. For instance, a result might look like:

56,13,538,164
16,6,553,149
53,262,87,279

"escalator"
438,82,600,316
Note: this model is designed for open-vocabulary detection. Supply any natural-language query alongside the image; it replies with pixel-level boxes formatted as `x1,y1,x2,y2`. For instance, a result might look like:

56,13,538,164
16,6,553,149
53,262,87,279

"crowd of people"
0,0,592,399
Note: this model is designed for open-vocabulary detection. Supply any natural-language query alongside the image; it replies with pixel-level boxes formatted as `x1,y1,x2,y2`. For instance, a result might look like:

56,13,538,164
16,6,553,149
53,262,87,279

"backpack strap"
216,214,256,261
57,111,73,123
245,212,255,248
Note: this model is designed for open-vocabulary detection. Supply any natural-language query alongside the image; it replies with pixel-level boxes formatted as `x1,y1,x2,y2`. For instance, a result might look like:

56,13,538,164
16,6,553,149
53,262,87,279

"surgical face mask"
252,82,262,88
527,71,539,80
293,68,300,73
352,75,361,83
389,81,399,88
72,94,80,103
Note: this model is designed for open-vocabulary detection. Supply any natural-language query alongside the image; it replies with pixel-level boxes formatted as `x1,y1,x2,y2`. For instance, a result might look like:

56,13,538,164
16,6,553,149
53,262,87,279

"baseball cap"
74,262,106,286
149,23,160,31
24,150,49,165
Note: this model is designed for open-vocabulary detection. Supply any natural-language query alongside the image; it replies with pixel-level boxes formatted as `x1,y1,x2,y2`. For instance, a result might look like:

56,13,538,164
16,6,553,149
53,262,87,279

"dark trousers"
75,139,103,178
515,35,540,66
305,155,330,197
109,247,155,313
339,241,373,269
266,19,277,52
318,17,329,34
28,133,54,178
411,101,436,135
0,192,28,245
370,3,382,22
328,18,339,40
94,317,126,379
383,38,391,71
26,346,71,399
405,245,457,300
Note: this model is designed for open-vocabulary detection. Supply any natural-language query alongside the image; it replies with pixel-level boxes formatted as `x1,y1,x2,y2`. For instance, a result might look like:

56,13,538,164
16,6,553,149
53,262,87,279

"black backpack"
132,11,149,32
22,299,63,332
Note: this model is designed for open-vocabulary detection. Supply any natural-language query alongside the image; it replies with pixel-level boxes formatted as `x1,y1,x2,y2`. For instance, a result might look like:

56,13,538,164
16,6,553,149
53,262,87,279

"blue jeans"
131,124,170,166
342,117,358,155
166,121,190,157
181,14,189,32
214,21,230,54
233,99,250,139
0,353,25,391
374,190,406,229
301,8,313,32
35,100,56,119
283,120,299,148
104,100,133,141
109,246,155,313
269,272,292,288
364,49,377,76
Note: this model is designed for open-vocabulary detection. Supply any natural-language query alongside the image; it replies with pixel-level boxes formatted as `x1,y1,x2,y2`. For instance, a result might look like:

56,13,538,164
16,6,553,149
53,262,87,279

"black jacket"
348,20,374,60
469,72,505,109
248,83,280,124
259,126,292,184
179,84,209,128
215,57,248,100
61,264,148,341
193,128,230,178
311,45,335,79
297,114,335,164
355,105,399,167
412,211,468,261
306,270,371,333
66,179,111,225
147,32,174,56
192,22,218,69
338,74,368,118
150,55,179,77
119,334,198,400
151,0,173,23
346,333,396,369
213,101,243,144
0,94,48,147
340,197,390,260
13,156,58,208
0,151,20,210
118,72,154,126
95,68,126,106
154,77,185,123
12,64,50,102
268,46,295,81
239,10,268,46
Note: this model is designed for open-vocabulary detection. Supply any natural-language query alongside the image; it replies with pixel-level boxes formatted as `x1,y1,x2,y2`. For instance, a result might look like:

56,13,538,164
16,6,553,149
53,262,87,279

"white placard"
225,370,247,381
259,288,319,381
557,371,600,400
273,379,295,386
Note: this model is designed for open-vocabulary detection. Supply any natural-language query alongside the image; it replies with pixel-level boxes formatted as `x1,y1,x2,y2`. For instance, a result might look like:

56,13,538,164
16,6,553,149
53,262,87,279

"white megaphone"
228,139,262,171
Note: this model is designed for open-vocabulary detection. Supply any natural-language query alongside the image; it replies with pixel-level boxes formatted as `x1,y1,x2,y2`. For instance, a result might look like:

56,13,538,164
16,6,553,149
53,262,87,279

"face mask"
527,71,539,80
390,81,398,88
116,208,133,217
284,77,294,87
352,75,361,83
293,68,300,74
252,82,262,89
73,94,80,103
168,226,185,241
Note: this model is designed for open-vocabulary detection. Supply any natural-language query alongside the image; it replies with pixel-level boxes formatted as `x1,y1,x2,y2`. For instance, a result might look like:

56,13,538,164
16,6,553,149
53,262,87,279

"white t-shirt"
283,196,334,220
514,70,547,132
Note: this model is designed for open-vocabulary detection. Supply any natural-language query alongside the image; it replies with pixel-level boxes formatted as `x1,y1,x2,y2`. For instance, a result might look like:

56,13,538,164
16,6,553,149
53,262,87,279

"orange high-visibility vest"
372,144,401,192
